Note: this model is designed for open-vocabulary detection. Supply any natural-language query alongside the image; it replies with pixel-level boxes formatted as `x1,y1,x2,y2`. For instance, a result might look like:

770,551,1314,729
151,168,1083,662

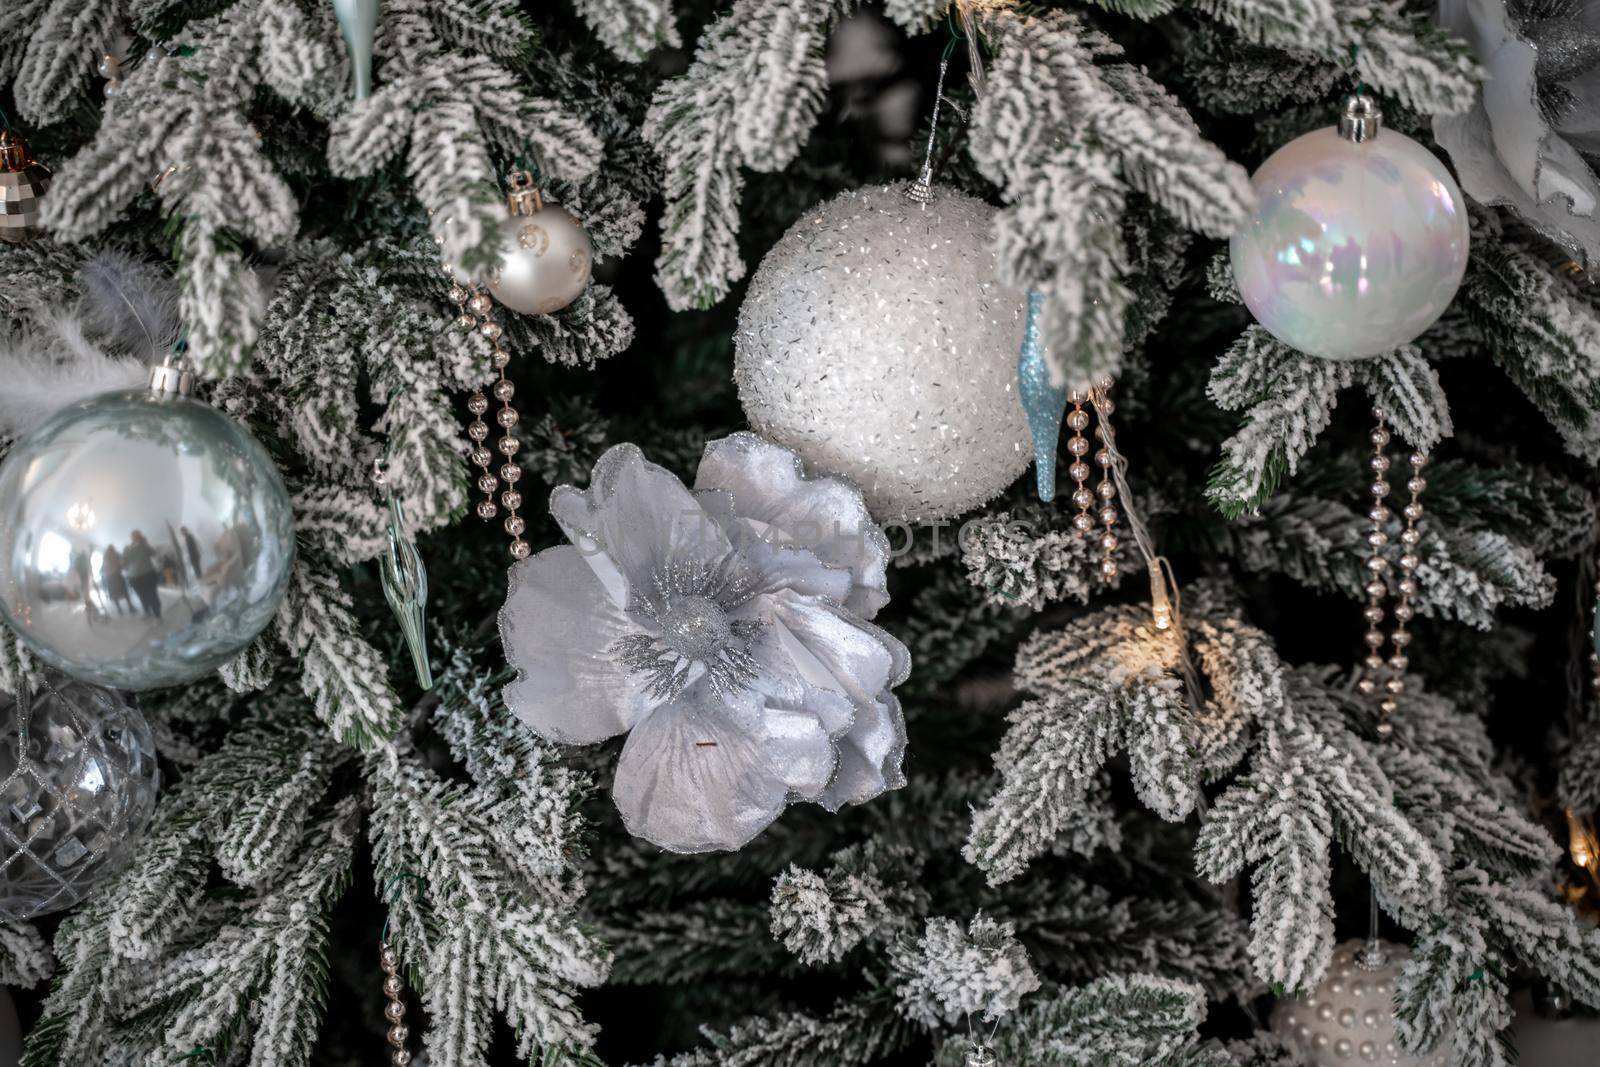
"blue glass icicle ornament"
1017,290,1068,502
374,458,432,689
331,0,380,101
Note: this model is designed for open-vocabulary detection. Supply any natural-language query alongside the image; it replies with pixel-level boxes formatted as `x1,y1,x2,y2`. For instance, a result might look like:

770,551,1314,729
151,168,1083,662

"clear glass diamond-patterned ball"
1230,125,1469,360
0,675,159,921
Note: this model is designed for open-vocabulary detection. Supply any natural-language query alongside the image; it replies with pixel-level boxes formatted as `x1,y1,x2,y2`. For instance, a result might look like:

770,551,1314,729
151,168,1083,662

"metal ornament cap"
0,389,296,690
1339,94,1383,142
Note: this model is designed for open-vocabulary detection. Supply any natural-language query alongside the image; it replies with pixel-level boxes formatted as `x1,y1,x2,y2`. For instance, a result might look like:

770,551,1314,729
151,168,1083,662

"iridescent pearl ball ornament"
1231,96,1470,360
734,182,1030,523
1271,939,1449,1066
0,360,296,690
477,170,593,316
0,673,159,921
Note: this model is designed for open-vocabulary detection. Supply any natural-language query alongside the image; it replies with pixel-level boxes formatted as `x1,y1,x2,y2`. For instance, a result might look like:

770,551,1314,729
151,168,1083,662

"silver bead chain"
1064,381,1120,581
379,941,413,1066
447,278,530,561
1090,381,1120,582
1354,406,1427,739
1065,391,1093,535
1590,578,1600,699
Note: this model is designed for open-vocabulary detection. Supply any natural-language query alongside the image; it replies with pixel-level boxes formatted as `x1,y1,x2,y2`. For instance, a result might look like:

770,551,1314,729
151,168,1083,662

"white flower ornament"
500,433,911,853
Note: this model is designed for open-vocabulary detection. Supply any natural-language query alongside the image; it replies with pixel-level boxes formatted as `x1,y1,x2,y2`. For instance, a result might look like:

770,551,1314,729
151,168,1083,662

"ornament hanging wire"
904,6,972,205
1091,386,1200,694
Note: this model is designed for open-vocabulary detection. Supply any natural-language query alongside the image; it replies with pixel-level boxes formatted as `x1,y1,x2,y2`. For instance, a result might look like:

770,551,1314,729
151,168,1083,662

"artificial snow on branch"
1191,0,1482,115
643,0,850,310
968,6,1251,386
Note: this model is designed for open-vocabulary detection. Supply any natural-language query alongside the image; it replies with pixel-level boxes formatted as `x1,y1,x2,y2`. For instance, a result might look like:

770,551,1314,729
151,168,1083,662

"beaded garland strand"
446,279,530,559
378,941,413,1066
1354,406,1429,738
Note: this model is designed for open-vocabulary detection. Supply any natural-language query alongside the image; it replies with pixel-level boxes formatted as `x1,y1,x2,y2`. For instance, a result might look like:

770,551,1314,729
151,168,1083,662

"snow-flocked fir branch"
277,556,405,749
959,505,1110,611
643,0,853,310
1461,215,1600,461
890,913,1041,1026
933,973,1213,1067
22,706,353,1066
1204,326,1453,518
26,1,343,376
995,874,1253,998
1190,0,1483,115
368,645,608,1066
967,6,1251,386
1220,459,1584,629
0,922,51,989
966,599,1290,883
571,0,682,62
770,842,917,965
643,990,920,1067
327,0,603,278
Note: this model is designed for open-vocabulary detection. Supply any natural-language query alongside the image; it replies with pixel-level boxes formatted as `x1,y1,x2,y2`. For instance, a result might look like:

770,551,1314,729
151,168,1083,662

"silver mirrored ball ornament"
0,388,295,690
0,673,159,921
734,182,1030,523
1231,98,1469,361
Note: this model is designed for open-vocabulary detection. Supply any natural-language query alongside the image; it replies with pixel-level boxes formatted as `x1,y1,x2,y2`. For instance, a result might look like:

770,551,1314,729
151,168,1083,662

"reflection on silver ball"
0,390,295,690
0,673,159,921
486,206,593,316
734,182,1029,523
1270,939,1449,1065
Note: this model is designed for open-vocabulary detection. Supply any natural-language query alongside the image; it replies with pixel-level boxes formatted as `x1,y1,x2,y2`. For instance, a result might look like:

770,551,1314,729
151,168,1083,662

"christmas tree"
2,1,1600,1065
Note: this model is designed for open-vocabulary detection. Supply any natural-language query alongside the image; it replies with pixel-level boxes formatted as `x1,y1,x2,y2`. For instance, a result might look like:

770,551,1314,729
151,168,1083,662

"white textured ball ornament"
1231,96,1469,360
734,182,1030,523
1271,940,1449,1066
485,171,592,316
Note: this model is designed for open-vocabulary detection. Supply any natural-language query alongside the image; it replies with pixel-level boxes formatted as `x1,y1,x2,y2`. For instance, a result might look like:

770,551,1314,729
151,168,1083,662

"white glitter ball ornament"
1271,940,1450,1066
1231,96,1469,361
734,182,1030,523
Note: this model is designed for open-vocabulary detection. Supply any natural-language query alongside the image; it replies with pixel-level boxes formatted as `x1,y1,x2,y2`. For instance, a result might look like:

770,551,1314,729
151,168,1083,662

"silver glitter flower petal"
734,183,1031,523
695,485,856,606
695,432,893,619
500,545,659,744
611,681,839,854
503,436,913,853
549,444,735,598
820,691,907,812
1436,0,1600,265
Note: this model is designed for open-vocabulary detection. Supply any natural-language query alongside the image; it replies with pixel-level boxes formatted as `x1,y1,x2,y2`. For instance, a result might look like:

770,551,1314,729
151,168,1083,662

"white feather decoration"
0,252,179,440
0,317,147,439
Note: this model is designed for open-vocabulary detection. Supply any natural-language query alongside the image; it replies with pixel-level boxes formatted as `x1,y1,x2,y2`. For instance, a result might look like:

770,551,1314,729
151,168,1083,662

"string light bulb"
1567,807,1597,871
1148,560,1173,631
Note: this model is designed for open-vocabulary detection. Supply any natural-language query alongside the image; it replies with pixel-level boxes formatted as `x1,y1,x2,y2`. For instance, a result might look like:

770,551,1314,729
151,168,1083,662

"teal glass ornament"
0,367,295,690
331,0,380,101
1017,290,1067,502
